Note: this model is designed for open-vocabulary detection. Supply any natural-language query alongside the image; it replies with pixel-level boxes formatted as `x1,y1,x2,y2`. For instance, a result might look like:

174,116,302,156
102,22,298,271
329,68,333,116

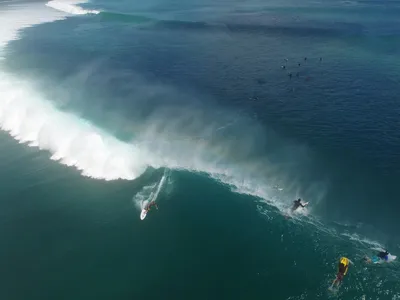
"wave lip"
0,1,142,181
46,0,100,15
0,73,147,180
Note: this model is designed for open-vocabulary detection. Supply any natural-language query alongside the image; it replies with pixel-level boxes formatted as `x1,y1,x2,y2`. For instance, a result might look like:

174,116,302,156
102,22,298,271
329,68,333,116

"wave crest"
46,1,100,15
0,73,146,180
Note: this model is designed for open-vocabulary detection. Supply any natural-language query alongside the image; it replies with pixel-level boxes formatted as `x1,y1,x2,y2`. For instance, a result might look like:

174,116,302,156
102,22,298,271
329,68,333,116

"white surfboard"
140,209,147,220
387,254,397,262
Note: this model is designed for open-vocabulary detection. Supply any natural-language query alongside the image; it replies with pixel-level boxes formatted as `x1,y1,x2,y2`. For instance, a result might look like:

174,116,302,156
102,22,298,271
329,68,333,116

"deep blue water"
1,0,400,299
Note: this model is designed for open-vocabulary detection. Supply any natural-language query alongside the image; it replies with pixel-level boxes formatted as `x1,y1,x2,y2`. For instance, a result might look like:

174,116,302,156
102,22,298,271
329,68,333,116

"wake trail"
133,170,169,211
151,171,168,203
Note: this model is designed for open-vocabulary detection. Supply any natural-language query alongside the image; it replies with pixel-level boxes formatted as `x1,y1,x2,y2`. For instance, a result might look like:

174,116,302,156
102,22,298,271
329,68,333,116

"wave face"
0,0,313,205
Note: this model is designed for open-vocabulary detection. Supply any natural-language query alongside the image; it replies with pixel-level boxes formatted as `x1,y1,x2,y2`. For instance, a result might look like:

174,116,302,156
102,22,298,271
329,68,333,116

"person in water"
145,201,158,212
377,250,389,260
291,198,308,212
363,250,389,263
331,257,352,288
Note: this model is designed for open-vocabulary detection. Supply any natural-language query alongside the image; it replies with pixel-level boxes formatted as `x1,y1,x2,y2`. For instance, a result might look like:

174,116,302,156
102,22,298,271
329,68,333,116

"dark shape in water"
257,78,266,85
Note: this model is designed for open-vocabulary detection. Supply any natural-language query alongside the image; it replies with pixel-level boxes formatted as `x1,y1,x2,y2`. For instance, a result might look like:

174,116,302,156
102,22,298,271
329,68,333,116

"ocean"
1,0,400,299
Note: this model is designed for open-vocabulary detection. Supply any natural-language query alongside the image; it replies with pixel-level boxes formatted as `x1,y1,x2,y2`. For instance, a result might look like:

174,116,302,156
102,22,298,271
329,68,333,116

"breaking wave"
46,0,100,15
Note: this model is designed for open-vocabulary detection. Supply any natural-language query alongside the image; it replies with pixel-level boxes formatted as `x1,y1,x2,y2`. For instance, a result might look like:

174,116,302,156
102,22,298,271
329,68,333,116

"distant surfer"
331,257,352,289
291,198,308,212
281,65,286,69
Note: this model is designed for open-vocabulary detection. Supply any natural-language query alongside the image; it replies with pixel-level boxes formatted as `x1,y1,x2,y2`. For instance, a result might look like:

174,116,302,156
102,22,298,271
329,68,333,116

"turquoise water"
1,0,400,299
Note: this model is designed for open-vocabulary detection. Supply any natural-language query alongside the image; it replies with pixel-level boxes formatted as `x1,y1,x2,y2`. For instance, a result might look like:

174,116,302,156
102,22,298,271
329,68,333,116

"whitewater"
0,1,170,181
46,0,100,15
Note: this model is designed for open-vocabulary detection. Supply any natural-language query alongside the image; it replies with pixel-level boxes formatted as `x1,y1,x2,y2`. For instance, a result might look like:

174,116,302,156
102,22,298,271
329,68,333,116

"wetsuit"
377,251,389,261
292,199,305,211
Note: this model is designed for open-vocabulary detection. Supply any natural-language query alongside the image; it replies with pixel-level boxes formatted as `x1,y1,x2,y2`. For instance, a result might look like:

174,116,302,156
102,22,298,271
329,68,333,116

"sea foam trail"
46,1,100,15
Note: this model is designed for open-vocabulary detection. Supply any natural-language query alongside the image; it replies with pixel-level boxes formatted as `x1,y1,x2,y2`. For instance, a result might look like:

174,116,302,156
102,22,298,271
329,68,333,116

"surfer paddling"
331,257,352,289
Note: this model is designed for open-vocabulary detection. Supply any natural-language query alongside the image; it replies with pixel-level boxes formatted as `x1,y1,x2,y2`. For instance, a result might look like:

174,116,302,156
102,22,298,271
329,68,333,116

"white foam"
0,2,141,180
0,73,148,180
0,3,65,48
46,1,100,15
341,232,384,249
